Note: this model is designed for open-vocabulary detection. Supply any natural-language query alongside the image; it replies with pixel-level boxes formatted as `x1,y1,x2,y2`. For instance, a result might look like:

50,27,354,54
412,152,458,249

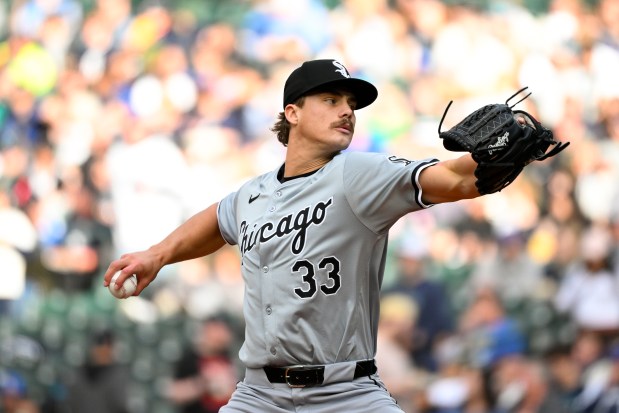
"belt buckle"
284,366,307,388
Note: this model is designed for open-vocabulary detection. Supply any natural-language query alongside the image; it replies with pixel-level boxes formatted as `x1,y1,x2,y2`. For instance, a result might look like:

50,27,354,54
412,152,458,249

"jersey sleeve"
217,191,239,245
343,152,438,234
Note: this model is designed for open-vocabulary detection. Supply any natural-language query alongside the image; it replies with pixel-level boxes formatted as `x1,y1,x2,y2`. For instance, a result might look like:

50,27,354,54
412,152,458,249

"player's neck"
282,154,335,178
277,164,320,183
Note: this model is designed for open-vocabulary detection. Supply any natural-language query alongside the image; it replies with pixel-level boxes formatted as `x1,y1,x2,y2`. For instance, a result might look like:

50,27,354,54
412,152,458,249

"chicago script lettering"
239,198,333,256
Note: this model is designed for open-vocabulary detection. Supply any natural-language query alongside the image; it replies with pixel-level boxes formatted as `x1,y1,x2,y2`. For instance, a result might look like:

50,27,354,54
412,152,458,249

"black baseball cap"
283,59,378,110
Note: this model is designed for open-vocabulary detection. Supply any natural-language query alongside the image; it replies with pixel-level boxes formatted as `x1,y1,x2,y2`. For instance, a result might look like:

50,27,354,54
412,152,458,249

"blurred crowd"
1,0,619,412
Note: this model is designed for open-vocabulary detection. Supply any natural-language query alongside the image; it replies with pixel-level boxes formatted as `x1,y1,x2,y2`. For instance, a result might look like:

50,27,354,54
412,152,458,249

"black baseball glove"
438,88,570,195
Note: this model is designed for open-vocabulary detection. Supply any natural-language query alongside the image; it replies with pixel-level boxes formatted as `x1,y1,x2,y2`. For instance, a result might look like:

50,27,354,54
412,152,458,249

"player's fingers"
103,260,124,287
104,262,137,289
114,263,143,289
103,252,158,294
133,274,154,296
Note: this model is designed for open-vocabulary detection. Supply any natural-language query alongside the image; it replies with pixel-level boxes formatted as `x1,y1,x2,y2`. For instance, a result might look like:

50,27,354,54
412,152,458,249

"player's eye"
324,97,336,104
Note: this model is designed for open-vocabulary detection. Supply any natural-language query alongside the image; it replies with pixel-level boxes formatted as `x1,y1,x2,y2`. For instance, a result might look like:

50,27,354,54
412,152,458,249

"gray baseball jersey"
217,151,438,368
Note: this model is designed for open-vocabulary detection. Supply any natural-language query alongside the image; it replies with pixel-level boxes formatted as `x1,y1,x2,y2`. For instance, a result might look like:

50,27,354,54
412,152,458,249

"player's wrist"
147,244,169,270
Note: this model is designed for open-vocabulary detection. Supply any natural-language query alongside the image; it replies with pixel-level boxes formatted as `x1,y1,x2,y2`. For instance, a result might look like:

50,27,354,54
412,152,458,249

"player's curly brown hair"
270,96,306,147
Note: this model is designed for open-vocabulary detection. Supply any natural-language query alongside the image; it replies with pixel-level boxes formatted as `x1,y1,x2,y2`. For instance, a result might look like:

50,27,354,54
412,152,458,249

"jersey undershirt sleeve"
342,152,438,235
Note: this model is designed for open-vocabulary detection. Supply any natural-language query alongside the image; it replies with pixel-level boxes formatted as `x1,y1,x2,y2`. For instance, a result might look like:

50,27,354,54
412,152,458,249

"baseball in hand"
108,272,138,299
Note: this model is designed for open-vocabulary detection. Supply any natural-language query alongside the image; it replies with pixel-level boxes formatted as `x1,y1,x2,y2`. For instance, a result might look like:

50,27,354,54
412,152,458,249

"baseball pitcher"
104,59,567,412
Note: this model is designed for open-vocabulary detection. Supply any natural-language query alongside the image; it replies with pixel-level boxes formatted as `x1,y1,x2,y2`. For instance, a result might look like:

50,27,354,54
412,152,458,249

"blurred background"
1,0,619,412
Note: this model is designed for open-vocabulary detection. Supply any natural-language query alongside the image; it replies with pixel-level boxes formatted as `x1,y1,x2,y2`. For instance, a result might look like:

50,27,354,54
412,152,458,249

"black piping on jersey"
277,164,322,183
411,158,439,208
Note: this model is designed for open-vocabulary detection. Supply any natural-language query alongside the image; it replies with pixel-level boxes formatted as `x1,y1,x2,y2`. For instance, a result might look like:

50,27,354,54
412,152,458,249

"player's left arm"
418,153,481,204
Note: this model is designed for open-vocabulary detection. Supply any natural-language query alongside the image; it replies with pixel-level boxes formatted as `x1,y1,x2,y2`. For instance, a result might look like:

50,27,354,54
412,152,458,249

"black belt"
263,359,377,388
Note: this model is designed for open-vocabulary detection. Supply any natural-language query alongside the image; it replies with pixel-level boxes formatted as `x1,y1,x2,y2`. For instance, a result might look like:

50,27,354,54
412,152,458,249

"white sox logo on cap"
333,60,350,78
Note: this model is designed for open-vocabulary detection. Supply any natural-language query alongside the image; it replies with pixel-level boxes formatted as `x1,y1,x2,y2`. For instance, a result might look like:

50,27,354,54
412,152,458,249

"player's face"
294,90,357,153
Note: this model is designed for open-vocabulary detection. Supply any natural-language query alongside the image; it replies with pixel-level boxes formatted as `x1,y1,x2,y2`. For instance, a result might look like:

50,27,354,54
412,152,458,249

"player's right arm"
103,202,226,295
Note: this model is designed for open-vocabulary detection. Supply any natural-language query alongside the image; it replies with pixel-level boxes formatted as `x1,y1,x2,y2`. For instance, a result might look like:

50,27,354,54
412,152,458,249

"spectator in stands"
490,356,574,413
385,233,455,372
470,231,546,307
39,171,113,292
569,330,611,413
458,288,527,401
554,224,619,335
0,369,40,413
167,314,239,413
588,341,619,413
545,344,586,412
64,329,131,413
375,293,427,413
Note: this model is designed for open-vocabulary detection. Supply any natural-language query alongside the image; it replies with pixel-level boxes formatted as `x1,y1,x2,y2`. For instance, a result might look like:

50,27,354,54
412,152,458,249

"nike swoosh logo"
249,194,260,204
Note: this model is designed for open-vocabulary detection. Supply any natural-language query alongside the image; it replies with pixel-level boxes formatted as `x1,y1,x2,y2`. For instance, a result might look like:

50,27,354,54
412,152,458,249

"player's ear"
285,104,299,125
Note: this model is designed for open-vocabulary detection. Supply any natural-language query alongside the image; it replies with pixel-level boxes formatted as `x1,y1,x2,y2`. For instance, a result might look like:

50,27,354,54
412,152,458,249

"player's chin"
331,130,354,149
330,142,351,156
